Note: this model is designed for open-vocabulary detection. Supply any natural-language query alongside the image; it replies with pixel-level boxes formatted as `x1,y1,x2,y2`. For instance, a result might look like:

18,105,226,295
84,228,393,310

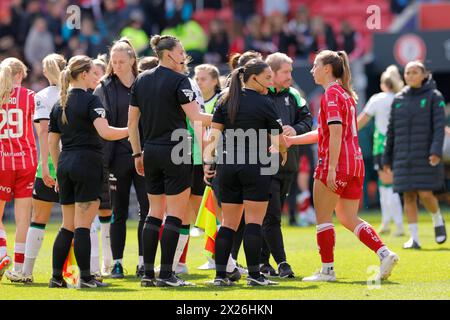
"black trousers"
110,154,149,260
261,172,295,265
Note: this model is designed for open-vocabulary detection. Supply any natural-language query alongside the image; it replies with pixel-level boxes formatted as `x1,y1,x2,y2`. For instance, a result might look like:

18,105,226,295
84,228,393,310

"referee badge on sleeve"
182,89,194,102
94,108,106,118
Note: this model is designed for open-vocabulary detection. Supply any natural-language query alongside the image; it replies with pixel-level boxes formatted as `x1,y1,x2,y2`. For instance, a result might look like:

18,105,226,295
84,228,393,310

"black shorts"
220,164,272,204
373,154,383,171
57,150,103,205
99,167,112,210
32,177,59,203
191,165,206,196
143,144,192,195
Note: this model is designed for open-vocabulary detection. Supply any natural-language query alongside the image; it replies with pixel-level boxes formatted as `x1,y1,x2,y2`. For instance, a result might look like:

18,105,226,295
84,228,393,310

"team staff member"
286,50,398,282
128,35,212,287
260,53,312,278
0,58,37,281
5,54,66,283
383,61,447,248
94,38,149,279
204,59,288,287
48,55,128,288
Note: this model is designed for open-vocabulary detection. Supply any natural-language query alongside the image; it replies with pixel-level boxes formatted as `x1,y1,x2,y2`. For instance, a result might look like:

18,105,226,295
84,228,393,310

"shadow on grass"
140,284,318,292
333,280,400,286
418,247,450,252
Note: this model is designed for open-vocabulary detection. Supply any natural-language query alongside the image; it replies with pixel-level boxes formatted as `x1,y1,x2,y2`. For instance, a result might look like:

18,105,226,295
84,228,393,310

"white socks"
99,221,112,268
172,232,189,271
90,224,100,274
321,263,334,275
408,223,420,244
376,246,391,260
379,186,391,225
226,255,237,273
431,209,444,227
379,186,404,230
23,226,45,276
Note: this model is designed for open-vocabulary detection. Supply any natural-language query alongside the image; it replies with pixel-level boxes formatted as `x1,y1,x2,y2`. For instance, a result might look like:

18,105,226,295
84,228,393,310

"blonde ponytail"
59,68,71,124
337,51,358,101
43,54,67,88
0,65,13,108
58,55,93,125
381,65,404,94
0,57,27,108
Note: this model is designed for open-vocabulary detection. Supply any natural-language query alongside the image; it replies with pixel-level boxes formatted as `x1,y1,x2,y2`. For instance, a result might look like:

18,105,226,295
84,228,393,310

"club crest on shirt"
182,89,194,102
94,108,106,118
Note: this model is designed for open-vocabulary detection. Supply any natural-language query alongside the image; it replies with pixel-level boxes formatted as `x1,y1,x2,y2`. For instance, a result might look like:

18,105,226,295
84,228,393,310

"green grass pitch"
1,211,449,300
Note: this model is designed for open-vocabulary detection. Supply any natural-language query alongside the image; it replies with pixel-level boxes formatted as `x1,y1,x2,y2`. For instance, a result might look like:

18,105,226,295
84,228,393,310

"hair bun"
150,35,161,48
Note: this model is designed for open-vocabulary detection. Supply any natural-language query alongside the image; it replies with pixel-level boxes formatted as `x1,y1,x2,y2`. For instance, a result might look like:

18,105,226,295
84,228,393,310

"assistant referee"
128,35,212,287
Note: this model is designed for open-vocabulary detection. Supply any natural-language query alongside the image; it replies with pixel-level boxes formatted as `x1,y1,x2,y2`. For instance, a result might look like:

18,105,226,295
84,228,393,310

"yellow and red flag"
62,241,79,286
195,186,219,258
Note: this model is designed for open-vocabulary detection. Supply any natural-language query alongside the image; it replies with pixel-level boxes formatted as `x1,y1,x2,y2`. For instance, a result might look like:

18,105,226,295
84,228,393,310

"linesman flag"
195,186,219,258
62,241,79,286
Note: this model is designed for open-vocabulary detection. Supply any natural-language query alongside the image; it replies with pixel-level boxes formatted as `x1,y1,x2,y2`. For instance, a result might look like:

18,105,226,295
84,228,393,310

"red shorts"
0,167,37,201
316,173,364,200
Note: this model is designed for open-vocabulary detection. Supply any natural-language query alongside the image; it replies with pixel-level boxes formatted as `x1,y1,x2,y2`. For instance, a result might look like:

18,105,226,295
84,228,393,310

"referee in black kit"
128,35,212,287
204,58,288,287
260,53,312,278
48,55,128,288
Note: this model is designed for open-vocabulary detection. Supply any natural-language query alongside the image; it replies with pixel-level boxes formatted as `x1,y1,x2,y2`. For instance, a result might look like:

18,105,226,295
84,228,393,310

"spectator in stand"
0,9,15,56
205,19,230,64
16,0,41,46
229,21,245,56
244,15,277,55
24,16,55,71
310,16,337,54
141,0,167,34
101,0,123,43
162,3,207,64
232,0,256,23
45,0,65,51
267,12,295,55
166,0,193,27
287,5,313,59
120,10,150,55
263,0,289,16
338,21,364,61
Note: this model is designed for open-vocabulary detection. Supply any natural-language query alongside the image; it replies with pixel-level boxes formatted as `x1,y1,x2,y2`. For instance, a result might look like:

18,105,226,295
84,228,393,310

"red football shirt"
315,83,364,179
0,86,37,171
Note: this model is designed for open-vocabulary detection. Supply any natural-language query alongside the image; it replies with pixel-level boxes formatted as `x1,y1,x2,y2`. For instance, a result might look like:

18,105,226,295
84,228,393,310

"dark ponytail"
219,59,269,124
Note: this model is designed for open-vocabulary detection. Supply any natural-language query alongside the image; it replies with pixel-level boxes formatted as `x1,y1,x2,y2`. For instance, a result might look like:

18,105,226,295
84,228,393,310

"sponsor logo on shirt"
182,89,194,102
335,179,348,188
0,186,12,194
94,108,106,118
0,151,26,157
285,97,290,106
26,182,33,190
328,101,337,106
276,118,283,126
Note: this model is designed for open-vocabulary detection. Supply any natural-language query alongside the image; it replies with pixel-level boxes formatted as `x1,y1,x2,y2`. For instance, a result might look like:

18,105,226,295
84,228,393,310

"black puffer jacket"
383,78,446,193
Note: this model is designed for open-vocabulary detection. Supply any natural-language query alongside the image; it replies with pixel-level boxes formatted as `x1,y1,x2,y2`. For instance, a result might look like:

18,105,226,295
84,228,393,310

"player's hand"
54,179,59,193
282,125,296,137
326,169,337,192
42,166,56,187
429,154,441,166
203,164,216,186
135,157,145,176
269,144,279,153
